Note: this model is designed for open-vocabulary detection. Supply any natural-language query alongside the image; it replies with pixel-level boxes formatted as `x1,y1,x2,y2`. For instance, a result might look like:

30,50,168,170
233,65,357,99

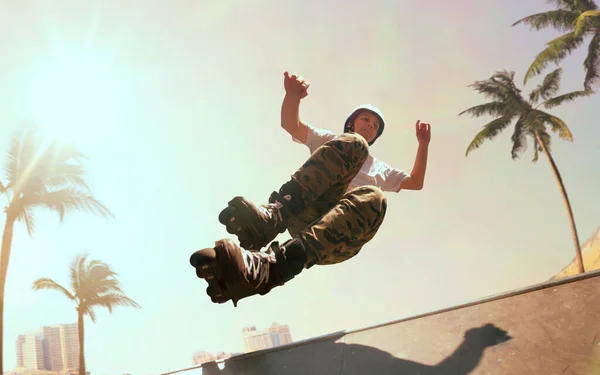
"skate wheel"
218,205,238,226
190,248,217,268
190,249,221,278
190,246,232,304
195,264,214,279
218,199,262,249
206,282,228,304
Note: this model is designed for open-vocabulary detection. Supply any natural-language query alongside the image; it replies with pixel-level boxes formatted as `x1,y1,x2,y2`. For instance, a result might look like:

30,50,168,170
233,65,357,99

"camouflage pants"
284,133,388,268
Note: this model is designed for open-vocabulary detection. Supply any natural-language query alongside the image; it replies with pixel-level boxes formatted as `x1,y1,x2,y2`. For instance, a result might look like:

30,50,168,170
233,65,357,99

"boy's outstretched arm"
281,72,310,143
401,120,431,191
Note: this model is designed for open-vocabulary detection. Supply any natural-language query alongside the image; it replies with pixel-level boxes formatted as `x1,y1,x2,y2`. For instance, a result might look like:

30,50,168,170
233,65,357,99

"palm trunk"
78,310,86,375
535,131,584,274
0,215,16,375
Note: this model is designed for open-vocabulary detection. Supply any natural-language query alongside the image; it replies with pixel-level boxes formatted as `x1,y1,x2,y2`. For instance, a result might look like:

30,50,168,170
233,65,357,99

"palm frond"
524,32,585,84
39,142,88,180
532,144,540,162
465,116,514,156
43,141,88,164
86,293,141,314
17,206,35,237
512,9,580,31
4,132,23,192
28,188,113,222
538,112,575,141
70,265,79,297
81,305,98,323
70,254,89,297
43,254,140,325
546,0,598,12
575,0,599,11
87,262,117,281
457,101,508,118
464,71,526,115
43,164,91,192
490,71,528,110
545,0,569,10
0,181,11,203
467,80,506,102
574,10,600,37
77,258,120,298
94,279,125,295
529,68,563,103
583,33,600,90
7,127,47,196
541,89,595,109
87,259,112,271
77,254,90,296
3,127,107,223
545,0,575,10
491,70,519,90
467,71,523,107
18,141,90,195
32,277,76,300
510,116,529,159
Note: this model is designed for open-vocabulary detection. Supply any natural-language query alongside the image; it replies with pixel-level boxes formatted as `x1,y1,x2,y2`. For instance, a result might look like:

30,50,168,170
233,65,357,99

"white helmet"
344,104,385,145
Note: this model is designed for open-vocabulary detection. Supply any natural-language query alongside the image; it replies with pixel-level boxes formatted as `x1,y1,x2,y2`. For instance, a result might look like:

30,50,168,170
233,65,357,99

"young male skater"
190,72,431,306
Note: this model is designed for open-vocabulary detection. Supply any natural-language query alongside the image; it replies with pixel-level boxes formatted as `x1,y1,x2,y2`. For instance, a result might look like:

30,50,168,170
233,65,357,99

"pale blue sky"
1,1,599,374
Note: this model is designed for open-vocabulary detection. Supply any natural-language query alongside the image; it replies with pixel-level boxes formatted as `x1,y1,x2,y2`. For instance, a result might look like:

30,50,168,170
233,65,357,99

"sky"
0,0,599,374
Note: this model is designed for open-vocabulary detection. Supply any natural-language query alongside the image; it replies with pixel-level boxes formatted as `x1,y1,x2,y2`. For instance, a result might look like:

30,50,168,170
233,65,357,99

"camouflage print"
292,186,387,267
287,132,370,207
284,132,388,267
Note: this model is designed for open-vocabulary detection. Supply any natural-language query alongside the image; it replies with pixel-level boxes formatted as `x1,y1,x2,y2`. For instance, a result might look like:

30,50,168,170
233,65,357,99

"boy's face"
351,111,381,144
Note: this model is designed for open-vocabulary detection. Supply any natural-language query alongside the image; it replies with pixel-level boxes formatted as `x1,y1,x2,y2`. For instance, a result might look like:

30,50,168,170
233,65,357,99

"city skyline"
242,323,293,353
192,322,294,367
15,324,79,374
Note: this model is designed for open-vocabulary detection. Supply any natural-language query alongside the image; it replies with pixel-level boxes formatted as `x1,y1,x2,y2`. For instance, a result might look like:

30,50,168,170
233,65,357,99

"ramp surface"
193,270,600,374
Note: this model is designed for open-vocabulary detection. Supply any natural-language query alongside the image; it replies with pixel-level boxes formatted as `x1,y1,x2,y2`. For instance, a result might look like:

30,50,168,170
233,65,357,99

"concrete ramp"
191,270,600,374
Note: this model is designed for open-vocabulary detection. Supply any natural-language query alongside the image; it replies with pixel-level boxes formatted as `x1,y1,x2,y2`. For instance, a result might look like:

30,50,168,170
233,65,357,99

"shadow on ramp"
202,324,511,375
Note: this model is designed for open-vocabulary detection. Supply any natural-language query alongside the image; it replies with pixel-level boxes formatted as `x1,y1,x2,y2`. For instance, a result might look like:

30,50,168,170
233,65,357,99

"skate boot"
219,184,306,250
190,238,307,307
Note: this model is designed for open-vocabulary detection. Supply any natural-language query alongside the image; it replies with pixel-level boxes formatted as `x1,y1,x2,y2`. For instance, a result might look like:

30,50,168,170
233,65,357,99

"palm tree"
33,254,140,375
458,68,594,273
512,0,600,90
0,126,112,373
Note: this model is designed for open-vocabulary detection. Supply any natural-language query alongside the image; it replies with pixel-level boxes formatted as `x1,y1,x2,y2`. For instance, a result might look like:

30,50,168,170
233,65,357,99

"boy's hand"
284,71,309,99
416,120,431,145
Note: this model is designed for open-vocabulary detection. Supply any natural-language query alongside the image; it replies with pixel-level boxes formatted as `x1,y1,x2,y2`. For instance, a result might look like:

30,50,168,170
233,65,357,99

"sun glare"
26,51,127,144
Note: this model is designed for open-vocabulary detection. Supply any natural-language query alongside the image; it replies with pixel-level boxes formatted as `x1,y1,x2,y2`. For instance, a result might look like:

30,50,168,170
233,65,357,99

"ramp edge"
160,269,600,374
344,268,600,335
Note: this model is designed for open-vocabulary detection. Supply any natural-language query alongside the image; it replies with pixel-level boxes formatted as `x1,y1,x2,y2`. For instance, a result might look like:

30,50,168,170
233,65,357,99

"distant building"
15,324,80,373
5,370,89,375
16,331,46,370
192,351,231,365
242,323,293,353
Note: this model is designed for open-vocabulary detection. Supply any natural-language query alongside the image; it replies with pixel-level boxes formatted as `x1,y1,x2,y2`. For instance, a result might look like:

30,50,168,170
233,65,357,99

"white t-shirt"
293,124,411,192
